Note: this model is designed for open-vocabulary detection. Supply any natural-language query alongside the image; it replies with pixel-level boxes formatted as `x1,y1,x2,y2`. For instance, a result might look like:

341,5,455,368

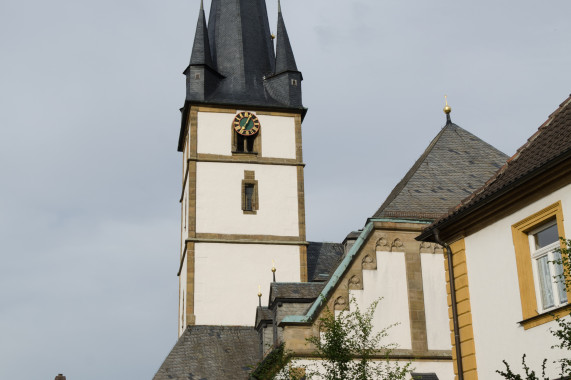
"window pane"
246,136,255,153
245,185,254,211
534,223,558,249
553,250,568,304
236,134,245,152
537,256,555,309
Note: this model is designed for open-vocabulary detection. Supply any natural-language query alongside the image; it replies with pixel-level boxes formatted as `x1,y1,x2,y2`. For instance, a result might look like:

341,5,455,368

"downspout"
434,229,464,380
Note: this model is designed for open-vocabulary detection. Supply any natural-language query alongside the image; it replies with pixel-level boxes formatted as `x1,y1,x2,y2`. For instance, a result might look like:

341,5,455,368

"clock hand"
243,114,253,130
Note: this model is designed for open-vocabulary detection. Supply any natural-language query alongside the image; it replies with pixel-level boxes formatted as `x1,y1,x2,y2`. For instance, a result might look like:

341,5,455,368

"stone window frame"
242,171,259,215
511,200,570,329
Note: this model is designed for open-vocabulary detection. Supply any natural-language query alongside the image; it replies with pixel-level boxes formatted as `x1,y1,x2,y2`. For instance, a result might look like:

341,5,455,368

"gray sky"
1,0,570,379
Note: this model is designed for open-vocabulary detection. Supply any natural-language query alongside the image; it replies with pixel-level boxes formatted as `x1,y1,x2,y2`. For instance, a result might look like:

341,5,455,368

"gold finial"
270,33,276,40
443,95,452,114
258,284,262,298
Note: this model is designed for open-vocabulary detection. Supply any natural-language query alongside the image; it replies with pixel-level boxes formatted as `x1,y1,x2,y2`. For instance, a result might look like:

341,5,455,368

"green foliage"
497,238,571,380
497,355,548,380
553,238,571,296
284,297,410,380
252,344,292,380
550,314,571,377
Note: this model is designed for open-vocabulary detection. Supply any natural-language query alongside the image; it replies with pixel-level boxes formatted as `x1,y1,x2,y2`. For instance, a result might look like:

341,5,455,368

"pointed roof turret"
189,0,214,69
275,0,298,74
372,114,508,220
206,0,276,103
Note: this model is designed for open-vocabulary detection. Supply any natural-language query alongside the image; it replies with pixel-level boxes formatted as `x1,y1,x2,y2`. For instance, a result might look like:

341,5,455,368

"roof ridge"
450,94,571,213
372,123,453,218
373,120,507,219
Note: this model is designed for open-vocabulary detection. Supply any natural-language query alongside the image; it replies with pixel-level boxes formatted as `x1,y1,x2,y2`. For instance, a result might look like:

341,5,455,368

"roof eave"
417,149,571,242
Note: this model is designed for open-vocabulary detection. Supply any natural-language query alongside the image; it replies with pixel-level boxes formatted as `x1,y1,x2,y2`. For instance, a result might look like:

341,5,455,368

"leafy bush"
276,297,410,380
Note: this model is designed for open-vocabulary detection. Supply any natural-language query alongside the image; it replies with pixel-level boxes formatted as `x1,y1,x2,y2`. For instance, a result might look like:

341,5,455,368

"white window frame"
528,220,567,313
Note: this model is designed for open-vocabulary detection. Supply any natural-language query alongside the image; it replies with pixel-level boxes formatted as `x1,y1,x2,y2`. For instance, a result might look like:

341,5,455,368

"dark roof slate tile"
424,95,571,232
373,120,508,220
255,306,273,328
307,242,344,282
269,282,325,305
153,325,260,380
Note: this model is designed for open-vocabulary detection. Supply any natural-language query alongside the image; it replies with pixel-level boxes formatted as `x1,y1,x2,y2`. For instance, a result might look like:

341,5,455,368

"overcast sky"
1,0,570,379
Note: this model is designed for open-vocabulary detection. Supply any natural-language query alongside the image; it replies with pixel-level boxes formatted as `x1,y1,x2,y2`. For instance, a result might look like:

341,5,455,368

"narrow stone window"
241,171,258,214
291,79,298,86
244,184,254,211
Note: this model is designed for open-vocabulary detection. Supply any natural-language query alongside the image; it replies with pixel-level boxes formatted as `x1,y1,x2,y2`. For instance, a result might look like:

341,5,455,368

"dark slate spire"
206,0,275,102
274,0,298,74
264,1,303,108
189,0,214,68
179,0,306,151
184,0,222,103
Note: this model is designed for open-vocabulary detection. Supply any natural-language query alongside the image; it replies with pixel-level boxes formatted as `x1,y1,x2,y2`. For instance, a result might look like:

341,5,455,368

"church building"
153,0,510,379
176,0,307,330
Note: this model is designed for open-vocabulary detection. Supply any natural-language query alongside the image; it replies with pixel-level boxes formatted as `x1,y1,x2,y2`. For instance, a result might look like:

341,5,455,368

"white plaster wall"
409,361,454,380
193,243,301,325
465,184,571,378
195,111,297,158
350,250,412,350
197,112,233,155
179,258,187,337
421,253,451,350
288,359,453,380
257,114,296,159
195,162,299,236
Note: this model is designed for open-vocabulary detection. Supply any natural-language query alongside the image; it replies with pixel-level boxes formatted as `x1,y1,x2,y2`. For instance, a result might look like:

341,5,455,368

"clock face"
233,111,261,136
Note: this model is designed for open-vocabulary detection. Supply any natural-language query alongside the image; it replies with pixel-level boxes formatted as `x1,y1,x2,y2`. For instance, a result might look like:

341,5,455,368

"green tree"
497,238,571,379
277,297,410,380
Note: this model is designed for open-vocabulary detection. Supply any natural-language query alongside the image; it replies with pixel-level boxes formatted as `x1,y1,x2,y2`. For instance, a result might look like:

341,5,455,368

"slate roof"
179,0,305,151
255,306,273,329
189,0,214,69
269,282,325,305
153,326,260,380
373,117,508,220
307,242,344,282
185,0,303,110
419,95,571,238
274,0,298,75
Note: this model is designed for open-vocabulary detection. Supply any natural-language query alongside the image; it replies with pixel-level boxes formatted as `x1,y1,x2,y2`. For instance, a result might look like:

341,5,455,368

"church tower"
177,0,307,332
